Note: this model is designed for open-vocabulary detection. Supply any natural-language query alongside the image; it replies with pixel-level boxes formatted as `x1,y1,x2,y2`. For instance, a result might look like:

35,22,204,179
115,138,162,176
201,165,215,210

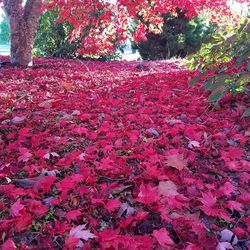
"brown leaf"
13,176,43,188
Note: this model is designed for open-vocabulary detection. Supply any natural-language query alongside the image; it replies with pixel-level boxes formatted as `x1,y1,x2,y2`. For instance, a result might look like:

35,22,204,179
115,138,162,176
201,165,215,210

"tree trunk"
9,17,36,67
3,0,42,67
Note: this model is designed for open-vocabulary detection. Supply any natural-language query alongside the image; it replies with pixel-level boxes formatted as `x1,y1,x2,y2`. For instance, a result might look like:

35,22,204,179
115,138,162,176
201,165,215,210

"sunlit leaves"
41,0,244,56
187,19,250,115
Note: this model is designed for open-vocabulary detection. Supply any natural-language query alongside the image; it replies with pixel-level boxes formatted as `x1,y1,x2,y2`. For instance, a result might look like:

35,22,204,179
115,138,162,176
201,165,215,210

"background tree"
0,0,248,67
137,10,215,60
34,9,80,58
0,13,10,44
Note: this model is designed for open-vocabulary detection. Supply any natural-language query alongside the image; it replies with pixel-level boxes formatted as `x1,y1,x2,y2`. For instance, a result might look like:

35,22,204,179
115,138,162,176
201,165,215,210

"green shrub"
34,9,81,58
0,14,10,44
187,18,250,117
137,9,215,60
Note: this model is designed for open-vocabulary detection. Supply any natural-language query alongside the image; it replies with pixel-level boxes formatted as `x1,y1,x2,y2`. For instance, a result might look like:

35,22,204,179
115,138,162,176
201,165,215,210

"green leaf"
237,73,250,83
205,78,226,91
247,61,250,72
2,232,6,241
218,66,227,73
208,86,226,102
237,54,248,64
242,108,250,117
189,75,202,86
238,21,247,33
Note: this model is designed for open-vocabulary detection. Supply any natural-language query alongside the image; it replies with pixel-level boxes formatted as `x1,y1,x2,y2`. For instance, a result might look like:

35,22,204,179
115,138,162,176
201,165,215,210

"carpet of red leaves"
0,57,249,250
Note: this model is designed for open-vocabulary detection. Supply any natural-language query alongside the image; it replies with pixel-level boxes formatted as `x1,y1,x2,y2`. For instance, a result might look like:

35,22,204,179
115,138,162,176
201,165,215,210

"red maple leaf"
158,180,179,197
65,209,82,221
10,199,25,217
185,243,203,250
73,127,88,136
198,192,220,217
120,216,134,229
104,199,121,213
216,181,237,197
24,199,49,217
15,212,33,232
153,228,174,247
65,224,96,249
225,200,244,212
165,153,188,170
1,239,17,250
98,228,120,249
221,146,243,161
34,176,57,194
18,148,32,163
136,183,159,204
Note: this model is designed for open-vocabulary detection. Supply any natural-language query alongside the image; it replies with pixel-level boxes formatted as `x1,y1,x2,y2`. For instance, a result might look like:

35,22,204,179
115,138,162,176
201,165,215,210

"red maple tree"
1,0,247,66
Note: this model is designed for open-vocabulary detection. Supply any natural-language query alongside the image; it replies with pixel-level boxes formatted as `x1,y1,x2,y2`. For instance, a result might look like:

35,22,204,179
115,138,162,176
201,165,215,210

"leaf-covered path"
0,58,249,250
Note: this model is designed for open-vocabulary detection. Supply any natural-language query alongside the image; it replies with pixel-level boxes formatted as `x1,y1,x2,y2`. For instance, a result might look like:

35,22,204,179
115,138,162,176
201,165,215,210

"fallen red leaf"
152,228,174,247
165,153,188,170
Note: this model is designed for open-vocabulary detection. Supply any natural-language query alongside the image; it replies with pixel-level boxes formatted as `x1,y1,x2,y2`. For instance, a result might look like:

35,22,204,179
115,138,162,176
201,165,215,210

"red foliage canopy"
46,0,242,55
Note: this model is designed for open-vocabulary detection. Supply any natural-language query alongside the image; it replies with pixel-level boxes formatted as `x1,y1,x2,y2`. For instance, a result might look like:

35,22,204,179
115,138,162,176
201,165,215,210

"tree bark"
3,0,42,67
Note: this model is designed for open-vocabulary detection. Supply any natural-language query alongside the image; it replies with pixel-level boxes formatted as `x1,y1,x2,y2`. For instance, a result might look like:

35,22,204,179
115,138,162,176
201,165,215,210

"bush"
0,14,10,44
34,9,81,58
137,9,215,60
187,18,250,117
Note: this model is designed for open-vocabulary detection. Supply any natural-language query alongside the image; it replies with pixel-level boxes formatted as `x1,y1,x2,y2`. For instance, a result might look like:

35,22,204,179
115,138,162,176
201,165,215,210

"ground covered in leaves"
0,57,249,250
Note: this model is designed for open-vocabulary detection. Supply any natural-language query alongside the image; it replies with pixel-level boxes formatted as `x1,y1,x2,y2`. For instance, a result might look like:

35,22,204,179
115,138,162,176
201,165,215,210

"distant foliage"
0,14,10,44
187,18,250,117
137,10,214,60
34,9,80,58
